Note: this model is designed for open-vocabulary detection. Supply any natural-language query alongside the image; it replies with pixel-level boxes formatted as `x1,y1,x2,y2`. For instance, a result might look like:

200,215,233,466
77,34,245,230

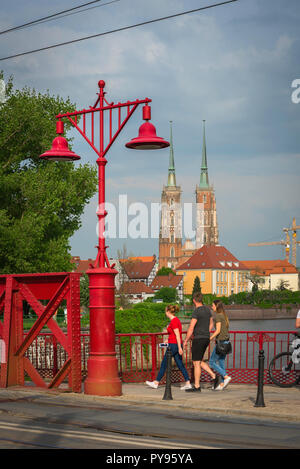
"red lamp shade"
40,136,81,161
126,121,169,150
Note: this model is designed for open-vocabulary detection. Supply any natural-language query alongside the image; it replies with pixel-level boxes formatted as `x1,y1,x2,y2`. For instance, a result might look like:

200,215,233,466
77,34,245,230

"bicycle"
268,332,300,388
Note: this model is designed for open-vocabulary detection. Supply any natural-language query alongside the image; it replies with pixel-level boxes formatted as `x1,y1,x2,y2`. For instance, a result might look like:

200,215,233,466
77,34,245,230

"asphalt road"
0,396,299,450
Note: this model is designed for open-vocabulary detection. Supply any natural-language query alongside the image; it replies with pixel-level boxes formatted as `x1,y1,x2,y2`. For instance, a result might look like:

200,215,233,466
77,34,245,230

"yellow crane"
248,218,300,267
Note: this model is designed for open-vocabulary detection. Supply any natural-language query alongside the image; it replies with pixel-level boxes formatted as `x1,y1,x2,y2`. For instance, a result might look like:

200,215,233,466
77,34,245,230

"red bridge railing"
23,330,295,385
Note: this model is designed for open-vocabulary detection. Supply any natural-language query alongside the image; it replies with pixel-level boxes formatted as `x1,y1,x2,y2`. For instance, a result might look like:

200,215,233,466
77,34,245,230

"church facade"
158,121,219,270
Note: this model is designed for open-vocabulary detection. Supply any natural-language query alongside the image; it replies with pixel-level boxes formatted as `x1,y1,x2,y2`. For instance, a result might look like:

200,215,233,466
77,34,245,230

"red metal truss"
0,272,81,392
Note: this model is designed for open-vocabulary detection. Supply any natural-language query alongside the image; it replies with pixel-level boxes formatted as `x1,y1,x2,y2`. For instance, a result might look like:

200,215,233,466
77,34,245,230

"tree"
276,279,290,291
246,272,265,293
192,276,201,297
154,287,177,303
80,273,90,309
0,72,97,273
116,244,135,309
156,266,176,276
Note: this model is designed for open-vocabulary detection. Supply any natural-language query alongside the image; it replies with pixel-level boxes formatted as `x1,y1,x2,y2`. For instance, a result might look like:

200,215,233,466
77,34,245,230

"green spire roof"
167,121,176,187
199,120,209,189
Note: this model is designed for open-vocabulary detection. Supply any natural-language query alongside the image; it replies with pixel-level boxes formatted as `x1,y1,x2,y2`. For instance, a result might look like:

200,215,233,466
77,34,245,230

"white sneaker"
145,381,158,389
223,377,232,389
215,383,224,391
180,383,192,391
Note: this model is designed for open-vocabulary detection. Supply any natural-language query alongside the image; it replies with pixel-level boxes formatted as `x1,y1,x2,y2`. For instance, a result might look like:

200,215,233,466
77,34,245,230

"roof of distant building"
242,259,298,276
151,273,183,290
120,255,157,280
121,281,154,294
71,256,94,273
176,245,249,271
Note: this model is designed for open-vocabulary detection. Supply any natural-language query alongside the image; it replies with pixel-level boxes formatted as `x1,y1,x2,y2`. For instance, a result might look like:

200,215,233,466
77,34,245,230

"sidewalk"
0,382,299,424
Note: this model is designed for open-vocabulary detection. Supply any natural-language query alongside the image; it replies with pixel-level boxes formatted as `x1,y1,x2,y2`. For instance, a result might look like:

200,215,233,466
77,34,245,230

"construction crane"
248,218,300,267
289,218,300,267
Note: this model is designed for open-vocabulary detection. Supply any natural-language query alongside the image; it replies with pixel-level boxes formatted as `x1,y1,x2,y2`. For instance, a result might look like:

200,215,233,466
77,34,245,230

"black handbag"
216,340,232,356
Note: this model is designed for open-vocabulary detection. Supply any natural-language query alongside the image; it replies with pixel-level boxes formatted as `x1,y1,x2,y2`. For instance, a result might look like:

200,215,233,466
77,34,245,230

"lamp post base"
84,266,122,396
84,353,122,396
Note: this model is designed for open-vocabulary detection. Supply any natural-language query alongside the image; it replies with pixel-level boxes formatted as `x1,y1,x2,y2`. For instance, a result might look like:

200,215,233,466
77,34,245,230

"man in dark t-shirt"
183,292,220,392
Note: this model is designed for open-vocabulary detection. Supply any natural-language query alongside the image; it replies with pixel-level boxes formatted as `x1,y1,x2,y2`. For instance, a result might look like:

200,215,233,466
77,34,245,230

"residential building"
242,259,299,291
120,282,154,304
151,273,184,301
117,255,158,289
176,245,250,296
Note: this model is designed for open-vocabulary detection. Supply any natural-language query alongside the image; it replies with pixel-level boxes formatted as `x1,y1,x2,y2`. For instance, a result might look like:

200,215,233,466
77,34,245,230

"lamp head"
125,104,169,150
39,120,81,161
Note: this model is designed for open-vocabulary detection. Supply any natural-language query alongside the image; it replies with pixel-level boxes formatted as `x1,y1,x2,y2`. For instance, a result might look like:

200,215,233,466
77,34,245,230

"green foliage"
80,273,89,309
183,290,300,311
201,290,300,308
115,302,168,334
0,72,97,274
192,275,201,297
156,267,176,276
154,286,177,303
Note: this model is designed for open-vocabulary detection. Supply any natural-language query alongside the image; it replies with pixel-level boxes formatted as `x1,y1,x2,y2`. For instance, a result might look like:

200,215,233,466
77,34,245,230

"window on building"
170,247,175,258
201,272,205,282
216,272,219,282
231,272,234,282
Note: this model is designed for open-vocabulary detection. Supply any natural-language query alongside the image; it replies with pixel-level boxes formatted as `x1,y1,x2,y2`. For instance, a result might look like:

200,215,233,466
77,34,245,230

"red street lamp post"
40,80,169,396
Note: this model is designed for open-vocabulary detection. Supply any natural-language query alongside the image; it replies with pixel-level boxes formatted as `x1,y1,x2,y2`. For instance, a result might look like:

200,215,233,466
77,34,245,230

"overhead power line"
0,0,122,35
0,0,238,62
0,0,104,35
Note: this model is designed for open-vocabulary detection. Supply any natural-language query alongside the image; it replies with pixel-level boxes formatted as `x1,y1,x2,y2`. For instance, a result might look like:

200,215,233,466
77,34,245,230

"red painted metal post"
0,277,24,387
84,266,121,396
67,273,82,393
151,334,157,381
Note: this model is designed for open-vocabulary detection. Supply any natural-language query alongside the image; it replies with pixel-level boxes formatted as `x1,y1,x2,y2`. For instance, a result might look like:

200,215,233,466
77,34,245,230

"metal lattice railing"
24,330,296,385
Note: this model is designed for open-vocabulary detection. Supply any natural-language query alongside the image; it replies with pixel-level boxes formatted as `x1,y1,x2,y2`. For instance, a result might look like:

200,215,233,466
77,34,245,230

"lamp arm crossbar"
60,100,149,159
56,98,151,119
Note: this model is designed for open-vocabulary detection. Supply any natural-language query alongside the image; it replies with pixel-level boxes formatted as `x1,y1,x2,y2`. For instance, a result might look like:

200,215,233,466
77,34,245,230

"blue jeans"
209,344,228,381
156,343,190,382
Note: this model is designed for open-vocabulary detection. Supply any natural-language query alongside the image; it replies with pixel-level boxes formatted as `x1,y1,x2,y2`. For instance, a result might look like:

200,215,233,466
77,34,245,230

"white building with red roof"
242,259,299,291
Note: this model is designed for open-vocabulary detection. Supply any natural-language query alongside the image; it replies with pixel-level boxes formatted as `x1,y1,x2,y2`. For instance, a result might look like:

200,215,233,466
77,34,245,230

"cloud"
1,0,299,262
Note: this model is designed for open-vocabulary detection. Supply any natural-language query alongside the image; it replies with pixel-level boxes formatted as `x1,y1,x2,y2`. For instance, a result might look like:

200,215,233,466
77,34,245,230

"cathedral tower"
159,122,183,269
195,121,219,248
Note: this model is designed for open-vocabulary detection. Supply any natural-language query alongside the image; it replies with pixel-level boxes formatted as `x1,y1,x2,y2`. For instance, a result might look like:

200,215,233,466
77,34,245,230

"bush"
225,289,300,308
115,302,168,334
154,287,177,303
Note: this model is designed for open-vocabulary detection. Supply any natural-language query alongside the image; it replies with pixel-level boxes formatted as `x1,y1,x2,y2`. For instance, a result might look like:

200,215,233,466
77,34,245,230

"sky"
0,0,299,264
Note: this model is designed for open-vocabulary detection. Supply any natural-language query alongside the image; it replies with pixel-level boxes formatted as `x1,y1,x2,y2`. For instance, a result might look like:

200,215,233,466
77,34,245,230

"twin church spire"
166,120,209,189
159,120,219,270
167,121,176,187
199,120,210,189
